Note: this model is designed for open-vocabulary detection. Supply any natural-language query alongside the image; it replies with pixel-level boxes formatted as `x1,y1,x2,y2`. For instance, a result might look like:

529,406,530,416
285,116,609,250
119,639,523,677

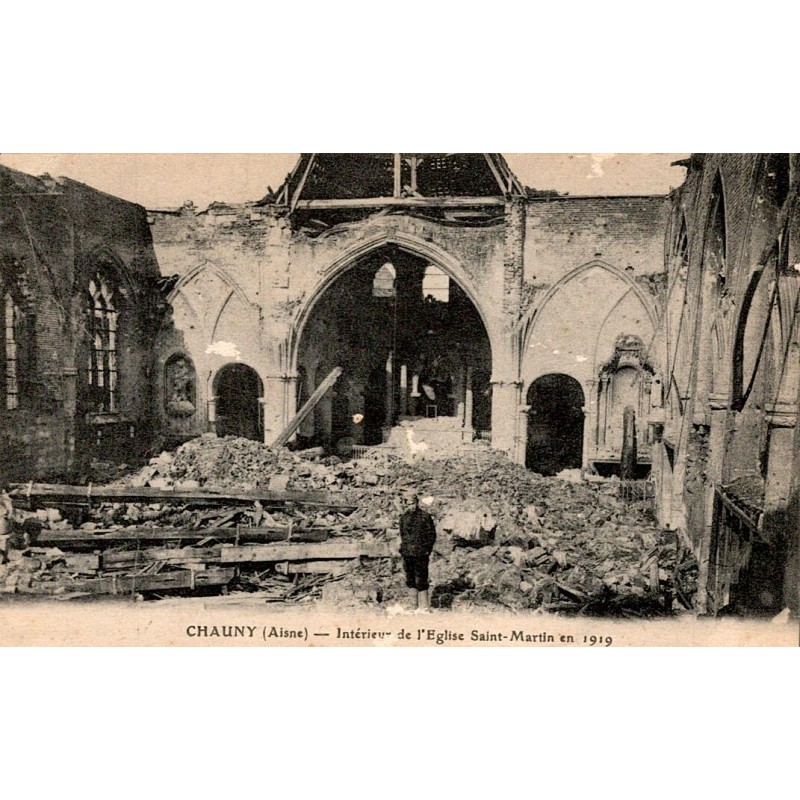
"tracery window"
87,274,118,413
706,176,727,290
3,292,21,410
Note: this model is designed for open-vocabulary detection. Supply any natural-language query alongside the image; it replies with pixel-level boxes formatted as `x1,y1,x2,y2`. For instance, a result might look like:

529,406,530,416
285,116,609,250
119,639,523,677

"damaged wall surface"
649,154,800,614
149,154,668,476
2,152,797,618
0,165,164,482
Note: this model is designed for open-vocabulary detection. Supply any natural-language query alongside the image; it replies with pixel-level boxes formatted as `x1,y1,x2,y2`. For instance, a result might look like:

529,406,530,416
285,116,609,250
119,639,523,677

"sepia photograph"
0,152,797,646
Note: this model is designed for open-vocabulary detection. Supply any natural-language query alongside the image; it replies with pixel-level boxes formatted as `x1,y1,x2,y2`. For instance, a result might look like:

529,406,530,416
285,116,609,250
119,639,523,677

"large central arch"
291,238,494,449
289,232,499,372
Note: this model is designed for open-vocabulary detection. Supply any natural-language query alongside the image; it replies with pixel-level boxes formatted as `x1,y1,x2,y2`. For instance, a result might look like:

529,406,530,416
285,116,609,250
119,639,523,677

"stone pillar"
207,395,218,435
262,376,293,445
258,397,267,444
60,366,79,475
455,364,466,423
399,364,408,417
465,365,474,433
583,378,598,470
706,395,729,528
502,198,526,316
410,374,420,417
384,350,393,428
491,378,523,460
281,374,298,442
765,402,798,513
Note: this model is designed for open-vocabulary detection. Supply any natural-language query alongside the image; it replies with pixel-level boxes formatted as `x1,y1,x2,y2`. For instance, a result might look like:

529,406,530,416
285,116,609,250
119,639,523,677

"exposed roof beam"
290,154,317,212
295,196,507,210
483,153,508,195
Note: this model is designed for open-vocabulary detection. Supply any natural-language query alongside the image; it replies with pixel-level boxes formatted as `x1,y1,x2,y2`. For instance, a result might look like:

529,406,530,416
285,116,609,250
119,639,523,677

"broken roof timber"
270,153,525,209
294,195,507,210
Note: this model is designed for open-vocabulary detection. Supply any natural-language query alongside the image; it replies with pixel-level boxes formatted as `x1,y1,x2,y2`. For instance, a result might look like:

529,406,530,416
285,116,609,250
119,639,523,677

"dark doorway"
526,374,585,475
215,364,263,441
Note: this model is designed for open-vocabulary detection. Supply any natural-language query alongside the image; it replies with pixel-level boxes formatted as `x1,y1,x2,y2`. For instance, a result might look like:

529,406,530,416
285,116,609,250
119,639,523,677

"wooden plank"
272,367,342,448
101,547,222,569
286,560,351,575
57,568,236,596
219,540,391,564
63,553,101,572
9,483,354,510
35,525,331,547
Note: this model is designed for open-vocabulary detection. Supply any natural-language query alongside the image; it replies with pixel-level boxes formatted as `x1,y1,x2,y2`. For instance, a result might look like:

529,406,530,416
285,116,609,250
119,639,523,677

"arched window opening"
674,212,689,268
3,292,21,410
372,262,396,297
764,154,791,208
422,264,450,303
706,175,728,290
763,154,793,274
87,273,118,413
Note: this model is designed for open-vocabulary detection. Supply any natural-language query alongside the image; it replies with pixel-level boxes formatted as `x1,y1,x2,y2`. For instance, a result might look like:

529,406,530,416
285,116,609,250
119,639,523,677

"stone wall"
0,166,163,481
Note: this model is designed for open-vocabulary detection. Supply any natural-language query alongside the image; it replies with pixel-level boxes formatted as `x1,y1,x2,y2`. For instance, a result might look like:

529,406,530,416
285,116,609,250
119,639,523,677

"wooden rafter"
484,153,508,195
290,154,317,212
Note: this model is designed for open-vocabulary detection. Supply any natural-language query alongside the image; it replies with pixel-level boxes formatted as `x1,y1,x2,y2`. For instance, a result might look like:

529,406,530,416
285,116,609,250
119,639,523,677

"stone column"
258,397,268,444
206,395,218,435
583,378,598,471
491,377,523,461
410,374,420,417
59,366,79,475
262,375,294,445
384,350,393,428
464,365,474,434
764,402,797,515
502,198,526,316
455,364,466,424
399,364,408,417
706,394,729,528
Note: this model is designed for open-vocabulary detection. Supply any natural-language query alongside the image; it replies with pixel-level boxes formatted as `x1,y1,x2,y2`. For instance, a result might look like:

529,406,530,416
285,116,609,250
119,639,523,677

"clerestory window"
422,265,450,303
372,262,396,297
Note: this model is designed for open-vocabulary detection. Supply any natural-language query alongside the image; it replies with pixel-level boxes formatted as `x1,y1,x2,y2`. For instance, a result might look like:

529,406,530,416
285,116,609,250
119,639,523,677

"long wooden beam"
26,568,237,597
9,483,354,510
272,367,342,448
34,525,332,547
295,196,506,210
219,541,391,563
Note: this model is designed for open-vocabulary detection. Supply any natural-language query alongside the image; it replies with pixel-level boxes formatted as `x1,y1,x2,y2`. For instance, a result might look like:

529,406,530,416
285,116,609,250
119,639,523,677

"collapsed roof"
265,153,526,210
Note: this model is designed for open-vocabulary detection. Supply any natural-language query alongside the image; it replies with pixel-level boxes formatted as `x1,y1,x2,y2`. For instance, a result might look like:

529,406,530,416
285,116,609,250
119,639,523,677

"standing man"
399,492,436,610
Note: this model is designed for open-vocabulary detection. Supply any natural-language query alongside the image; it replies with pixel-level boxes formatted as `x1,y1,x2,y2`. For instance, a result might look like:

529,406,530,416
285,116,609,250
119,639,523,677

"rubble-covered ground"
1,435,697,616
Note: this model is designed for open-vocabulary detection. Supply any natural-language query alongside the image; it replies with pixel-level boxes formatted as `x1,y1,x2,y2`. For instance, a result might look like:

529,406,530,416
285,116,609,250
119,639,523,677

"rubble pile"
332,449,698,616
1,435,698,614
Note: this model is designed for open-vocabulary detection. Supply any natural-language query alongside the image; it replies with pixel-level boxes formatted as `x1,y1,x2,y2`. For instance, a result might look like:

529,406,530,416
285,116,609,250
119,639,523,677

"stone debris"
1,435,697,615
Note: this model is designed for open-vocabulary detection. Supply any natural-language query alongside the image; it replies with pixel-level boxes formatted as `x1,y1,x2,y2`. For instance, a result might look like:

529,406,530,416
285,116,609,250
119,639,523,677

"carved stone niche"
165,354,197,418
596,334,656,451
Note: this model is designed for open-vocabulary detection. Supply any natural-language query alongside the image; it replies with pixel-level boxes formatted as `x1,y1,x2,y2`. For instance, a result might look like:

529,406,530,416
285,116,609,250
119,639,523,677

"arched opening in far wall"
214,363,263,441
526,374,585,476
295,244,493,450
